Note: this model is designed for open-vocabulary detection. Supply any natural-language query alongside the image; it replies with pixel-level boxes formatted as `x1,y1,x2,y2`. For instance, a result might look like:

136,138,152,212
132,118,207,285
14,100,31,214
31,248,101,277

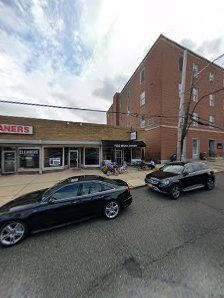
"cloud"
92,75,128,101
180,38,197,51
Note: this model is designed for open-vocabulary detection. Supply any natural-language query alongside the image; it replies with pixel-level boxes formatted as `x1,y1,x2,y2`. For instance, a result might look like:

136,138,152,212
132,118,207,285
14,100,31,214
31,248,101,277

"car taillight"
127,186,130,193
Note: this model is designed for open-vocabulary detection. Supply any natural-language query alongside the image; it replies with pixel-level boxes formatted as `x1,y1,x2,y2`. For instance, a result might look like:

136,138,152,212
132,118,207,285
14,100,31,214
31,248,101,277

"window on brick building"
209,115,215,128
140,69,145,84
148,117,155,127
193,63,198,77
209,94,215,106
140,91,145,106
178,56,183,71
192,87,198,102
209,72,214,82
141,115,145,128
127,89,131,98
192,112,199,127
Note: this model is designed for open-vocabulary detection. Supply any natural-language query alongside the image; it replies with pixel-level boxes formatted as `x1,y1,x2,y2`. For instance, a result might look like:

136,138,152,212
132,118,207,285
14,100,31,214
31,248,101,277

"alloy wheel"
206,178,214,190
171,185,181,199
0,222,26,246
104,201,120,219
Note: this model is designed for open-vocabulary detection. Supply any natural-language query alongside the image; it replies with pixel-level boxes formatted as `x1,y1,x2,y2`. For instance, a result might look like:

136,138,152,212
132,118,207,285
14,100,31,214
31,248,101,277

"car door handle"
72,199,80,204
92,195,104,200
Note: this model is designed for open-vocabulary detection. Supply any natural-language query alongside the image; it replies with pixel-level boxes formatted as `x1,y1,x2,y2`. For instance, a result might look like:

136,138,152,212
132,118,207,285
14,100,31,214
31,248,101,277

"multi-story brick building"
107,34,224,163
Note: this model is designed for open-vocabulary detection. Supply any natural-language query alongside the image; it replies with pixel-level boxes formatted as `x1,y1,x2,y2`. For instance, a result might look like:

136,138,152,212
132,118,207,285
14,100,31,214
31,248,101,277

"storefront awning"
102,140,146,148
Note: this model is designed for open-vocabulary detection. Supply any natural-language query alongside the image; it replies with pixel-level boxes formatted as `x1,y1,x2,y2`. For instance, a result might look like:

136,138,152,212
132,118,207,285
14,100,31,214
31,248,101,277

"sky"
0,0,224,124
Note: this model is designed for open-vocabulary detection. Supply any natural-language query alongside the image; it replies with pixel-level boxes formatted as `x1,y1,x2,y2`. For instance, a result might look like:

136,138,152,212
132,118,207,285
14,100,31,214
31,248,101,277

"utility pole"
177,50,188,161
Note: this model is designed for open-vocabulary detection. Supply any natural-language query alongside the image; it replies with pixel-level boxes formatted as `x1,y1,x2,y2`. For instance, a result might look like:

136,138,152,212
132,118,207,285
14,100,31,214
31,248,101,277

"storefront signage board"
0,124,33,135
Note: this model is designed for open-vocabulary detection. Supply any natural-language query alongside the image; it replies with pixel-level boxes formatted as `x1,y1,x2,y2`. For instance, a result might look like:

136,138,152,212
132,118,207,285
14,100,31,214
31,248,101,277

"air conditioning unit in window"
49,158,61,167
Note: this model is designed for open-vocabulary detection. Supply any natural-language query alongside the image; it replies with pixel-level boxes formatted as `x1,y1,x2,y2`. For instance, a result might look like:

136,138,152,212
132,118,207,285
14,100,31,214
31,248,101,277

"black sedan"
145,162,215,199
0,175,132,247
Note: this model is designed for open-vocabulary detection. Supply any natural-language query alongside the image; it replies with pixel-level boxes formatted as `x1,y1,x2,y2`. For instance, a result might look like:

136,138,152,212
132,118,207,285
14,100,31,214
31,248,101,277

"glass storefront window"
102,147,114,161
64,148,69,166
44,147,63,167
85,148,99,165
19,149,39,169
132,148,141,159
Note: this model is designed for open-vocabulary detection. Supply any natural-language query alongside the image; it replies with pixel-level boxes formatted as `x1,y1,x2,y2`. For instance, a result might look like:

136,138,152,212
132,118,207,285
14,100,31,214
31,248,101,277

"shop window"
85,148,99,165
64,148,69,166
132,148,141,159
103,147,114,161
44,147,63,167
19,149,40,169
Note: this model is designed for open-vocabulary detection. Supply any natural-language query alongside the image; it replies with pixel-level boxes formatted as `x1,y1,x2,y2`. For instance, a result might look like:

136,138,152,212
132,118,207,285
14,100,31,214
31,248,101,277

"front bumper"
145,178,169,194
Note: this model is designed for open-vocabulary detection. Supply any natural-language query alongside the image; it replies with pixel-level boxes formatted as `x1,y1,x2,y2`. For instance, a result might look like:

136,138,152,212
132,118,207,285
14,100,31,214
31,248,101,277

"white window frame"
140,91,145,106
140,68,145,84
209,115,215,128
193,63,198,77
192,113,199,127
192,87,198,102
209,94,215,106
140,115,145,128
192,139,199,159
209,72,214,82
148,116,155,127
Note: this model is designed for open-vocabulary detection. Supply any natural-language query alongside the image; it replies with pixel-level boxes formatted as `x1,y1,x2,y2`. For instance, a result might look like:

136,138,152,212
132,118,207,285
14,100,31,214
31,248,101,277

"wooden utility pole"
176,50,188,161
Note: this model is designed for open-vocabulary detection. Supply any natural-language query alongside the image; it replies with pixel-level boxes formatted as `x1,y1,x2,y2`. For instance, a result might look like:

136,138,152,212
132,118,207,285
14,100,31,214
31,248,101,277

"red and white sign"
0,124,33,135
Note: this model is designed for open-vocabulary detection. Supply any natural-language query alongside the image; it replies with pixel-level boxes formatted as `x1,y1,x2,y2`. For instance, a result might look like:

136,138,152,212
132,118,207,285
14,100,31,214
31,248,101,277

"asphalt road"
1,173,224,298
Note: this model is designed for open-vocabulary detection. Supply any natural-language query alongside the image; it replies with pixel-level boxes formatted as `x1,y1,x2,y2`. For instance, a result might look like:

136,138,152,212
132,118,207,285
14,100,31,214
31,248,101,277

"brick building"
107,35,224,163
0,115,145,174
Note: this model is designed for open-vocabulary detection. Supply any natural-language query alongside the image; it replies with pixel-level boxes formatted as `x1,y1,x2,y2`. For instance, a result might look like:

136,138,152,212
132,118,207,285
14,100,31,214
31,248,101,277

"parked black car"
145,162,215,199
0,175,132,247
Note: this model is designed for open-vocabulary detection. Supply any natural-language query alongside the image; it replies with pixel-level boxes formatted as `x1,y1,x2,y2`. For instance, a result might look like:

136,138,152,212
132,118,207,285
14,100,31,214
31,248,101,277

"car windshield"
160,164,184,174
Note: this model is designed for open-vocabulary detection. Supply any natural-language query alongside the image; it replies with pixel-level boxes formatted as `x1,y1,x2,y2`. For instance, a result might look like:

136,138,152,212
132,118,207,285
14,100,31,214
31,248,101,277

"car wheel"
205,177,215,190
170,184,181,200
0,221,27,247
104,201,120,220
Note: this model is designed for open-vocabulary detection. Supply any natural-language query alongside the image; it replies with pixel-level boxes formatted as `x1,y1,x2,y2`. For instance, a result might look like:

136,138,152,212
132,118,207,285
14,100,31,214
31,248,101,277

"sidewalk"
0,160,223,207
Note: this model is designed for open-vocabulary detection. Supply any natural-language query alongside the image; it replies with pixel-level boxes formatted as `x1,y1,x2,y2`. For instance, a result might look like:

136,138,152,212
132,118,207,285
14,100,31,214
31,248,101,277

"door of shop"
115,149,123,165
209,140,216,159
3,151,16,173
69,150,79,168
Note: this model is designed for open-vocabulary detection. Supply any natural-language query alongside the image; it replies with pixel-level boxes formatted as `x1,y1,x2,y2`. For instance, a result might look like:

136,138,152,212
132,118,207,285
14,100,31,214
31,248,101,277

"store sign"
0,124,33,135
114,144,137,148
130,131,137,140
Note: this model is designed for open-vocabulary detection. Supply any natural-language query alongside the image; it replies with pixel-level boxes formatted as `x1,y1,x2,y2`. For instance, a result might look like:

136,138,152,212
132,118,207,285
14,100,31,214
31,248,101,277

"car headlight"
160,179,170,186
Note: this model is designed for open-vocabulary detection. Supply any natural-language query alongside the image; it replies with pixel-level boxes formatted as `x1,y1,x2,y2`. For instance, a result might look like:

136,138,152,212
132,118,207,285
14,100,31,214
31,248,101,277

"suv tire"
170,184,181,200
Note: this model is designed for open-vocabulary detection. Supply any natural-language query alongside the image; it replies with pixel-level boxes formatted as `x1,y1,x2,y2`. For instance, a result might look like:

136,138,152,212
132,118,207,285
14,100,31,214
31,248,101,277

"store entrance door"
209,140,216,159
69,150,79,168
3,151,16,174
115,149,123,165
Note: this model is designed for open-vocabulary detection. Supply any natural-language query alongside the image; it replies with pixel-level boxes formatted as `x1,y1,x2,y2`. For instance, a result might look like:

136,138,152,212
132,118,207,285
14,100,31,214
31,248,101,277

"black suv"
145,162,215,199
